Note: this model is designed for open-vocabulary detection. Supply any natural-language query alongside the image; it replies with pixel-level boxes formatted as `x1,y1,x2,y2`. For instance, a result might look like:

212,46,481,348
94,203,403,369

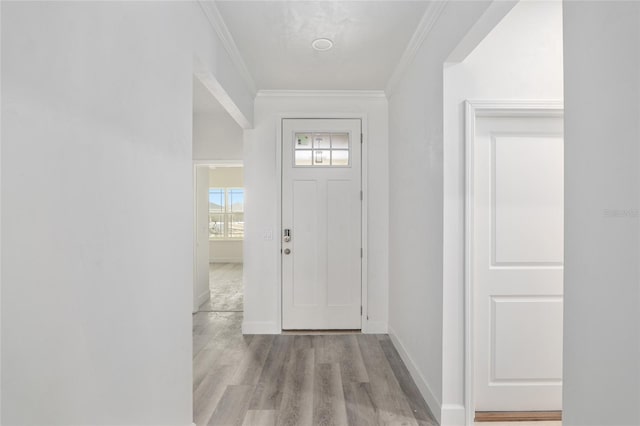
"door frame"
276,113,369,332
464,100,564,425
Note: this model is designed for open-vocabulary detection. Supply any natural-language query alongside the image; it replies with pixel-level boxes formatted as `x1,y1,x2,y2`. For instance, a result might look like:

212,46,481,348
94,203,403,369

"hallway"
199,263,244,313
192,311,437,425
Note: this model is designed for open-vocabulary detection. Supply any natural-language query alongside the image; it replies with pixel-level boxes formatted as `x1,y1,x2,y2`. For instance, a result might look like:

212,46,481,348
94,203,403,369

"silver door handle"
283,229,291,242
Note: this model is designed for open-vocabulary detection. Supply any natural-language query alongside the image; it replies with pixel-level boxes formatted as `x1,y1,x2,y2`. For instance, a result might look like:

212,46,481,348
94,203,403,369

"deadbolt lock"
284,248,291,255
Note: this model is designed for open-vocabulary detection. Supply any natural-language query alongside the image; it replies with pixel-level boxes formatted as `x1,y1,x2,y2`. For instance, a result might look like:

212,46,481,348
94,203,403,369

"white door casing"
282,118,362,330
194,165,211,312
466,102,564,413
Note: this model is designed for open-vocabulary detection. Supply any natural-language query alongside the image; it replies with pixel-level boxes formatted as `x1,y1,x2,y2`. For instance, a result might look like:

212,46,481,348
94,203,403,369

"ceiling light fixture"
311,38,333,51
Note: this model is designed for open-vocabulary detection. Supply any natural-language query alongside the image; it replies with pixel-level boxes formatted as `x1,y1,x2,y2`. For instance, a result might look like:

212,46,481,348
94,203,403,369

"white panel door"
282,118,362,330
473,114,564,411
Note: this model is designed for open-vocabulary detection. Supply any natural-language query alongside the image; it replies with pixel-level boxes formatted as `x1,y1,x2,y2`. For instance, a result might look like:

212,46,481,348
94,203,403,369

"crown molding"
197,0,257,96
385,0,448,96
256,90,387,99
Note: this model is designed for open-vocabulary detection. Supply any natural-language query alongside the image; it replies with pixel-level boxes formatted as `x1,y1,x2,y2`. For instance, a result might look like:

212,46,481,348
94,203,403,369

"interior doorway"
191,75,245,315
197,164,244,313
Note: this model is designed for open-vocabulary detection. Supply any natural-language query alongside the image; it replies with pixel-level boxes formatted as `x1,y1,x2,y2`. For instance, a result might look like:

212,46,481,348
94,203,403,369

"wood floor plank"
231,334,275,385
356,334,419,426
250,335,294,409
208,385,254,426
194,364,236,426
242,410,276,426
193,333,210,358
314,335,369,384
313,363,349,426
193,313,251,391
276,347,315,426
379,339,438,425
201,263,244,312
343,382,376,426
292,334,314,352
193,349,221,392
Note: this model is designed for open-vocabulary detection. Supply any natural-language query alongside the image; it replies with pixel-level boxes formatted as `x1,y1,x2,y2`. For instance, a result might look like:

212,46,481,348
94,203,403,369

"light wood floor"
199,263,243,313
193,311,438,426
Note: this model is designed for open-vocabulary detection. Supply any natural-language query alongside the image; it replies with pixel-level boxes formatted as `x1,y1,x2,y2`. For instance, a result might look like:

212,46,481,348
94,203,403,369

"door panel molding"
464,100,563,425
275,113,370,333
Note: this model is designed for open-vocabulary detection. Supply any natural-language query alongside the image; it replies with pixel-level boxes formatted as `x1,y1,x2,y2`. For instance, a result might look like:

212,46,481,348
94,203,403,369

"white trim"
196,0,257,96
446,0,518,63
194,290,210,314
385,0,448,95
242,321,279,335
388,326,442,425
440,404,466,426
257,90,386,99
464,100,563,426
193,159,244,167
193,66,252,130
276,113,370,333
209,258,243,264
441,404,466,426
362,320,387,334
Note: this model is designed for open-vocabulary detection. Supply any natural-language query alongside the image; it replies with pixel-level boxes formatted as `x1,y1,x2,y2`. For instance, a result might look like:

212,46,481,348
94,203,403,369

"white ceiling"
215,1,432,91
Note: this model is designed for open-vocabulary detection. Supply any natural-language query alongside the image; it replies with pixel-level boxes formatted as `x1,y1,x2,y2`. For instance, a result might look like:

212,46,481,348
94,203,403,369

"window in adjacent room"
209,188,244,239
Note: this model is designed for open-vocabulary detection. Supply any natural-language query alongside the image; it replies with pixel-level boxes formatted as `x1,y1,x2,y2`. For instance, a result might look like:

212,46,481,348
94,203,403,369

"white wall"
209,167,244,263
194,166,211,312
387,2,492,423
562,2,640,425
1,1,253,425
442,1,563,423
243,92,389,334
193,111,244,161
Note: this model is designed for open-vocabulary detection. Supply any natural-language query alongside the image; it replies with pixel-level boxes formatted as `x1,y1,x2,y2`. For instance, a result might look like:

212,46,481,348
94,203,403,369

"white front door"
282,118,362,330
473,113,564,411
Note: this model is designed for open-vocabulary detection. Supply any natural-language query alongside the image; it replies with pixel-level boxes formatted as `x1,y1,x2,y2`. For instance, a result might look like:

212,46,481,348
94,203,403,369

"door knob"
283,229,291,242
284,248,291,255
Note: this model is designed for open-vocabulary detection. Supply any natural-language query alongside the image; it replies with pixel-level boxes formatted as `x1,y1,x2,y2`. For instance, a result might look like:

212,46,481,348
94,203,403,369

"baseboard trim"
441,403,466,426
242,321,280,334
475,411,562,422
363,320,388,334
388,326,442,424
193,290,210,313
196,290,210,307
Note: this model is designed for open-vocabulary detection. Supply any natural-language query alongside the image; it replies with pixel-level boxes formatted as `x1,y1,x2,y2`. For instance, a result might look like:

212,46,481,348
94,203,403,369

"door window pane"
295,150,312,166
313,133,331,149
331,133,349,149
293,132,352,167
314,150,330,166
332,150,349,166
295,133,312,149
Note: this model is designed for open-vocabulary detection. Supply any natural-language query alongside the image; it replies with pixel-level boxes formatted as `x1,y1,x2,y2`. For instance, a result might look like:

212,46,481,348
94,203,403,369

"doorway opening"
198,164,244,313
191,74,245,317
